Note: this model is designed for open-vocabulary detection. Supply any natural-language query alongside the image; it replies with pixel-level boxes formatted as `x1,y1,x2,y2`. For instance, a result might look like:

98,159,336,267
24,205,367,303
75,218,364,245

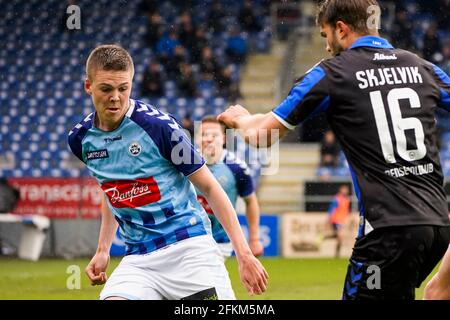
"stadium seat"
0,0,272,177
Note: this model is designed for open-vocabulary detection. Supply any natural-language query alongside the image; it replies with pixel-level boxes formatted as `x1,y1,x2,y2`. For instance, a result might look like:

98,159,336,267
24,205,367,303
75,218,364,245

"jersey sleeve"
67,114,93,163
225,158,255,198
165,121,205,176
432,65,450,111
272,64,330,130
131,104,205,176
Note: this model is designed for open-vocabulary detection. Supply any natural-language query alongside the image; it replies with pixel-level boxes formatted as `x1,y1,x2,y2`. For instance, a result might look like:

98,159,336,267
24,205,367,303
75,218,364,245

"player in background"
326,184,351,258
424,247,450,299
68,44,268,300
218,0,450,299
195,116,263,260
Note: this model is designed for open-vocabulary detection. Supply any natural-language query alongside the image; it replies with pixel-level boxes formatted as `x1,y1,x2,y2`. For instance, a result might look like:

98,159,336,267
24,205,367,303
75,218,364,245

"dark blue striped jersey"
272,36,450,236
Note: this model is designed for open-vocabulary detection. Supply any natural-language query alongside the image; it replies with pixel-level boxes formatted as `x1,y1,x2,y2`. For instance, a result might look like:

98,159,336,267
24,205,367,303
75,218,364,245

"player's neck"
95,101,130,132
346,32,380,49
96,118,122,131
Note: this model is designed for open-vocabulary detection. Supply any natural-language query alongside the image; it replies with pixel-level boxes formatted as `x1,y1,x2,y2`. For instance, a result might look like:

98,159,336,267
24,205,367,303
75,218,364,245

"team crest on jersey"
128,142,141,156
101,177,161,208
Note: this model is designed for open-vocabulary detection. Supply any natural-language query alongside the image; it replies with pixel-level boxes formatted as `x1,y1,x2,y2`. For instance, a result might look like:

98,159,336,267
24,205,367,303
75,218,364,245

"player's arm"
217,107,288,147
243,193,264,256
85,195,118,286
189,166,269,295
424,248,450,300
218,65,329,147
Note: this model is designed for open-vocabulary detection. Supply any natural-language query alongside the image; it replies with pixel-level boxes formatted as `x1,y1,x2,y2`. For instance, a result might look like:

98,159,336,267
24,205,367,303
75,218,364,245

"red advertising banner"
8,178,103,219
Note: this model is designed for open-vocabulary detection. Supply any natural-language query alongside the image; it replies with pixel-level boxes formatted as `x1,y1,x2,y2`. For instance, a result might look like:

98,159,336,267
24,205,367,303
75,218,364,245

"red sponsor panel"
8,178,103,219
197,195,214,215
101,177,161,208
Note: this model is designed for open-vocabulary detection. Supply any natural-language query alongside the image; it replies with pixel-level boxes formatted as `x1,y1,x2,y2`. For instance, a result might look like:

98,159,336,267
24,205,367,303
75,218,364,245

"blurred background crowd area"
0,0,448,181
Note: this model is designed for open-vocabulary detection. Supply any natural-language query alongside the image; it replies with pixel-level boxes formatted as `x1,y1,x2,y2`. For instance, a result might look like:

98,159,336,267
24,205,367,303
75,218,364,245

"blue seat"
0,0,272,178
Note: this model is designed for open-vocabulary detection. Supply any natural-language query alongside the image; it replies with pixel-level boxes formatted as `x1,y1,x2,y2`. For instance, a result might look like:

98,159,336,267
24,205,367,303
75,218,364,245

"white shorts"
100,235,236,300
217,242,233,261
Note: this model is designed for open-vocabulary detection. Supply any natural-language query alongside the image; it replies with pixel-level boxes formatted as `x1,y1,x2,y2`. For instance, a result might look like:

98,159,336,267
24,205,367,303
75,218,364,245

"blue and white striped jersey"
68,99,211,255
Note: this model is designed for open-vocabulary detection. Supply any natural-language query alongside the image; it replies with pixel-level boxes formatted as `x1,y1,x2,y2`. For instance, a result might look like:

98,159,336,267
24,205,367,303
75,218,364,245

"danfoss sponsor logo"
101,177,161,208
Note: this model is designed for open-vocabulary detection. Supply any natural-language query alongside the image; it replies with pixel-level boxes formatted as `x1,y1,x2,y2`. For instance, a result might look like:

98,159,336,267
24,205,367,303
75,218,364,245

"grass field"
0,257,437,300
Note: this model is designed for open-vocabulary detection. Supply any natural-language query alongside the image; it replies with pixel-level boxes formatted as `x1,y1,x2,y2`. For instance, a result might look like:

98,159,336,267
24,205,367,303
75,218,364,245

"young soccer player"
218,0,450,299
195,116,263,260
68,44,268,300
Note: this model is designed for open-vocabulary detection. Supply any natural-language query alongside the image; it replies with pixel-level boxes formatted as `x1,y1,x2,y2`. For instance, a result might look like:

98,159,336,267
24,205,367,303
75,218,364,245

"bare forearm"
233,114,274,147
189,166,268,294
245,195,261,241
218,107,287,147
201,180,252,257
96,196,118,254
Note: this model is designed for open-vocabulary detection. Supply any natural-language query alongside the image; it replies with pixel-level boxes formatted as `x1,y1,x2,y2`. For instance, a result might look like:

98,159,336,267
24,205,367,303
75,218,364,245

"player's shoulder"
223,151,251,176
392,48,432,65
129,99,182,132
293,59,328,85
67,113,94,162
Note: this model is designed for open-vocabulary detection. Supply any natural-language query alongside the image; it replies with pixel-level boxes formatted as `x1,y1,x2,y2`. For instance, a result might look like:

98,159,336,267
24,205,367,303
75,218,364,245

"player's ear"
194,125,202,147
335,21,349,39
84,78,92,95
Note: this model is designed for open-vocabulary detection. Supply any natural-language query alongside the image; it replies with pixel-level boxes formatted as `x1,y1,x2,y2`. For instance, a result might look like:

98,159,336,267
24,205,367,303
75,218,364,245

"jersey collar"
126,99,135,117
349,36,394,50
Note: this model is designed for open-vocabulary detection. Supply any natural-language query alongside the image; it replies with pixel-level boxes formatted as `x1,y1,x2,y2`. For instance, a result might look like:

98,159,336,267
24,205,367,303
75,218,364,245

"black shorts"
342,225,450,300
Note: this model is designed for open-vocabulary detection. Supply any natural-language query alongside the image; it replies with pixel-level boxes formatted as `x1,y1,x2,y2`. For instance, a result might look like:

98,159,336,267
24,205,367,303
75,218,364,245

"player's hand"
217,105,251,129
249,239,264,257
85,251,110,286
237,252,269,296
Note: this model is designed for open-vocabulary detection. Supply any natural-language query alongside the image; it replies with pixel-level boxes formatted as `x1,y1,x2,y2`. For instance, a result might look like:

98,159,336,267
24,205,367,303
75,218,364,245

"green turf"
0,257,437,300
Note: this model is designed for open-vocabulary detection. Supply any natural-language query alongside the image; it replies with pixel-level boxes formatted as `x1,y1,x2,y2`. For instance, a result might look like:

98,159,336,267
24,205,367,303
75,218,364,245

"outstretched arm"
218,65,331,147
189,165,269,295
217,105,289,147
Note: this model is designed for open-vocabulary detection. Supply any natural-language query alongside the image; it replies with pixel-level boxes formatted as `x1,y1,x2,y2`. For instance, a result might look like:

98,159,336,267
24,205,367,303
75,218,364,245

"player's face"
85,69,133,130
320,24,344,56
198,122,225,161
